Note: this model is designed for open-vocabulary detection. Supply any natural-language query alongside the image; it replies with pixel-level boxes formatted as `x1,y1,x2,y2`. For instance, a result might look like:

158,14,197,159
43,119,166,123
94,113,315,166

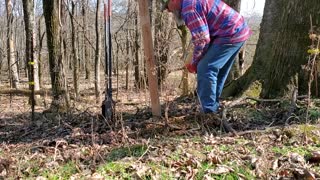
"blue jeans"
197,42,244,113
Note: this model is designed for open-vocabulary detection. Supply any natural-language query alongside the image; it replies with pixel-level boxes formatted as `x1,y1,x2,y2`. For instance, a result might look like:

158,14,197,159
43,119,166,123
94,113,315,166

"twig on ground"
137,138,150,162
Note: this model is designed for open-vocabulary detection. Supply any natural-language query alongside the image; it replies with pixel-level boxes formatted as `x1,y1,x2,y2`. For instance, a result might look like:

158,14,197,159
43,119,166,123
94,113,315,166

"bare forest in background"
0,0,320,179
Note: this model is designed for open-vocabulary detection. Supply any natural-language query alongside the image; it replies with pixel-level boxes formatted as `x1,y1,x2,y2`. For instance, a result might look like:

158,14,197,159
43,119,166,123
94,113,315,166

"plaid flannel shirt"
181,0,252,66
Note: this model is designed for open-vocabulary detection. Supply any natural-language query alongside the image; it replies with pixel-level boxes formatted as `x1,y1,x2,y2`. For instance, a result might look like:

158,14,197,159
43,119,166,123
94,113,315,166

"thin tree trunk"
43,0,70,112
178,25,189,96
0,48,2,74
70,1,79,99
134,3,141,89
94,0,102,104
82,0,90,80
154,0,170,86
38,17,45,88
22,0,40,105
138,0,161,117
6,0,19,89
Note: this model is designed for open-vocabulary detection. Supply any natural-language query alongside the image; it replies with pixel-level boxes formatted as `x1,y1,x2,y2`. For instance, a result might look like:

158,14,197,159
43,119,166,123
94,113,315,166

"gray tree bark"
70,1,80,100
43,0,70,112
94,0,102,104
22,0,40,103
82,0,91,80
6,0,20,89
223,0,320,98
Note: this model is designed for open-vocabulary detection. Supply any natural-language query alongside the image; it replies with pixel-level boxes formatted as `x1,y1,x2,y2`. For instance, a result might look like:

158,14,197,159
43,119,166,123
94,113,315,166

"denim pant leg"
197,42,244,113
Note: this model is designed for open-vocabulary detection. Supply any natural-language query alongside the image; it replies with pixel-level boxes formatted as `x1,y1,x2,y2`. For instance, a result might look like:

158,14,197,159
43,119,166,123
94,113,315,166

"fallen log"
0,89,50,96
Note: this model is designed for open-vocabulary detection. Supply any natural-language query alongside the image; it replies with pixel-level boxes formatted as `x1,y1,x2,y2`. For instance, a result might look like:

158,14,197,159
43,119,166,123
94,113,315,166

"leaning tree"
223,0,320,98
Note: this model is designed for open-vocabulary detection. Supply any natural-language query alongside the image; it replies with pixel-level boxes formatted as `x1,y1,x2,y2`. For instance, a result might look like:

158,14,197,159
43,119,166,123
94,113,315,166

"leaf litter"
0,92,320,179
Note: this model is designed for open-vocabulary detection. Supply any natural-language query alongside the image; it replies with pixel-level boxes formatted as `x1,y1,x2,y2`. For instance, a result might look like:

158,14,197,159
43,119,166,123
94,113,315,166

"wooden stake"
138,0,161,117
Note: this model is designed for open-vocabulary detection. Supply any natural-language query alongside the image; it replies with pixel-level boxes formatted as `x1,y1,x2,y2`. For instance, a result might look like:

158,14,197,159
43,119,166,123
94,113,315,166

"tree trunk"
70,1,79,100
224,0,242,84
38,17,45,89
154,0,170,86
223,0,320,99
224,0,241,11
6,0,20,89
133,2,141,89
262,0,319,98
94,0,102,104
82,0,91,79
0,48,2,74
125,0,132,90
138,0,161,117
82,0,90,80
178,25,190,96
43,0,70,112
22,0,41,104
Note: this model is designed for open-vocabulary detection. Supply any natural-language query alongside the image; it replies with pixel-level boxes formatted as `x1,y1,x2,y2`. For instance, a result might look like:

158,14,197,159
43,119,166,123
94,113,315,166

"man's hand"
185,63,197,73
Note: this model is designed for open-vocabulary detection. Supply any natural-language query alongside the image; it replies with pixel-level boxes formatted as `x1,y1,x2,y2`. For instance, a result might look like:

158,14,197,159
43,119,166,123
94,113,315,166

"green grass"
211,165,255,180
106,144,147,162
204,145,214,152
98,162,131,179
219,144,232,152
195,162,215,179
308,108,320,121
271,146,319,157
147,162,175,179
41,161,79,180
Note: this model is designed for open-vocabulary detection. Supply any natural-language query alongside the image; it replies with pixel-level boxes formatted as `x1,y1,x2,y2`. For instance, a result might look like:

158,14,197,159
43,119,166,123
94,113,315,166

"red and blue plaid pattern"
182,0,251,66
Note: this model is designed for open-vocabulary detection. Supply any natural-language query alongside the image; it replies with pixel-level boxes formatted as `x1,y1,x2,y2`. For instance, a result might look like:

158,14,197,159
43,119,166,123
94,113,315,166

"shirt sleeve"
183,11,211,66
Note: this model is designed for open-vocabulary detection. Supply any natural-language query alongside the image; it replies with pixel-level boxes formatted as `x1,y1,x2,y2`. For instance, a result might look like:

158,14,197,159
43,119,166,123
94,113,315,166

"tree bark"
224,0,241,11
178,25,190,96
37,17,45,89
6,0,20,89
133,2,141,89
154,0,170,86
138,0,161,117
22,0,41,104
262,0,320,98
94,0,102,104
70,1,80,100
43,0,70,112
82,0,91,80
223,0,320,99
224,0,242,83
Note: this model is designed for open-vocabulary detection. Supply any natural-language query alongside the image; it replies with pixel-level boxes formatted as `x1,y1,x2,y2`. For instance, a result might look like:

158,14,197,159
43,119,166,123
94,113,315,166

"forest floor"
1,79,320,179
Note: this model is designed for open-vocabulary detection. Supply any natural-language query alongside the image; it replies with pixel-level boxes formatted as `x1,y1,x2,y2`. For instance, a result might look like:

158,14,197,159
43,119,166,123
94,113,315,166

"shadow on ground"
1,95,319,145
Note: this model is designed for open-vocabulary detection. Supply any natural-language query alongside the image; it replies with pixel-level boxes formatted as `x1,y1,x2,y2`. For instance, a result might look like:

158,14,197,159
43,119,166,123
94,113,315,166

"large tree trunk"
43,0,70,112
6,0,20,89
223,0,320,98
94,0,102,104
262,0,320,98
70,1,79,100
22,0,41,104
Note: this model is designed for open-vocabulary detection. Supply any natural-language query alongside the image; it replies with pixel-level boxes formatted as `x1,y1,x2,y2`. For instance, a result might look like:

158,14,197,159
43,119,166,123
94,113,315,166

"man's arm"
183,10,210,72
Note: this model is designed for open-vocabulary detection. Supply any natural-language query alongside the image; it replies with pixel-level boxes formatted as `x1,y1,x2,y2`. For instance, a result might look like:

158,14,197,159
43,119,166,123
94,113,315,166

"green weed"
106,144,147,162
